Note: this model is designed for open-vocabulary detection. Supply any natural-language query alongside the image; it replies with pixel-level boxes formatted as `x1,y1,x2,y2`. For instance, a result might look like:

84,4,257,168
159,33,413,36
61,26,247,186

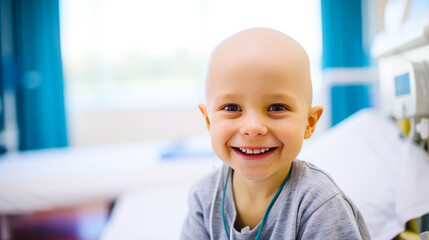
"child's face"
200,29,322,181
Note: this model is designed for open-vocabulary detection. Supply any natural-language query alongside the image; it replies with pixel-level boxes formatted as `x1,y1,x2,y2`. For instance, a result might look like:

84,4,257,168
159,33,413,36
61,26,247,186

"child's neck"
231,164,291,230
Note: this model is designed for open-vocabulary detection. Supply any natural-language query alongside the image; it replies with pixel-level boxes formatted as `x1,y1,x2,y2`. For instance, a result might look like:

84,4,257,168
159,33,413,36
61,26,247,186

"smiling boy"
181,28,370,240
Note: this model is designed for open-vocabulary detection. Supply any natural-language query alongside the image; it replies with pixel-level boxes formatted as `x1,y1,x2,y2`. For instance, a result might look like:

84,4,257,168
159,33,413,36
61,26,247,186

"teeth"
238,147,271,155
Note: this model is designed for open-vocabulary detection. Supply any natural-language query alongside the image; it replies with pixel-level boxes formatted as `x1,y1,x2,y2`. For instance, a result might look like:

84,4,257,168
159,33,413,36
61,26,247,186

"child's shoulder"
290,160,345,204
284,161,369,239
292,160,339,188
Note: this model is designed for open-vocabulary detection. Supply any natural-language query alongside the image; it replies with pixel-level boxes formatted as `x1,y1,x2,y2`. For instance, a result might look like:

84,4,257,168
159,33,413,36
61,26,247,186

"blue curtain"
0,0,68,151
0,2,4,154
321,0,369,68
321,0,373,126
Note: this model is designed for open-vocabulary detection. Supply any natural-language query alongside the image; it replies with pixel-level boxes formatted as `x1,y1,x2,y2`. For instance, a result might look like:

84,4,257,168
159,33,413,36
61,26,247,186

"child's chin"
235,168,272,181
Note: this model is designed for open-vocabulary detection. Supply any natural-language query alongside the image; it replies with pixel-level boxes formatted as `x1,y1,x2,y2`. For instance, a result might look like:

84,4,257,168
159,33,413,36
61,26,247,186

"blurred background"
1,0,429,239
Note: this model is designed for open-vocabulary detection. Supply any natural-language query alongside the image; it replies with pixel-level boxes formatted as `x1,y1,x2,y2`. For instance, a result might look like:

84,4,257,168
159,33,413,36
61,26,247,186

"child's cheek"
209,121,233,161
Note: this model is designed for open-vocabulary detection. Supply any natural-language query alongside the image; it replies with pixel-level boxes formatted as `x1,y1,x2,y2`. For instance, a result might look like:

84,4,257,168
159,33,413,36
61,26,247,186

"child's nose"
239,114,268,137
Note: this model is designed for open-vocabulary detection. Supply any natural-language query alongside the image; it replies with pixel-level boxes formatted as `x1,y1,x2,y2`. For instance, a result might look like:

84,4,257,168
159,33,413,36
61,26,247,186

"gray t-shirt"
181,160,370,240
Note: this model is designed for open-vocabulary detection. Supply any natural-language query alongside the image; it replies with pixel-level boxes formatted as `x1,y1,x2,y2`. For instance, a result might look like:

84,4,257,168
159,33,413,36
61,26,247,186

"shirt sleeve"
180,187,210,240
298,193,370,240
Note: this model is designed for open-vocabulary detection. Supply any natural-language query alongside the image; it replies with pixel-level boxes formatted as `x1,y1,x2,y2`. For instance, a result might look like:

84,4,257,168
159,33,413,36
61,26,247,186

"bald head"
199,28,323,172
205,28,313,108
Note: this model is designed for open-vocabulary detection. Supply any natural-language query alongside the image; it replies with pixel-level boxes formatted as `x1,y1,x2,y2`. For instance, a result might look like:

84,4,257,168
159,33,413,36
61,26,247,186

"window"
61,0,322,109
60,0,322,145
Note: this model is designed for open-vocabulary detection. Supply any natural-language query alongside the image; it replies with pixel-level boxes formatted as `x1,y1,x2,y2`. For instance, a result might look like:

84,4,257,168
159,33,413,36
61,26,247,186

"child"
181,28,370,240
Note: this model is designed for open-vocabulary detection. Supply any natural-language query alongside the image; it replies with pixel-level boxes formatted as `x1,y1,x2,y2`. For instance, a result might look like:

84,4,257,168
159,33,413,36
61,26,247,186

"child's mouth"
233,147,277,156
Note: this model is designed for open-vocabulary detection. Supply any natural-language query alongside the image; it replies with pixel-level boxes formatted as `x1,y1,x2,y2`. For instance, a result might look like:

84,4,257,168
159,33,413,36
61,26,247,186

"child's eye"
221,104,241,112
267,104,289,112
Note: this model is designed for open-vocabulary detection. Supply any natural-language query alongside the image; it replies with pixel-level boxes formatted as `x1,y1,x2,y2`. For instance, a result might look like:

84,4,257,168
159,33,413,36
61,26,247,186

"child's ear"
198,103,211,131
304,106,323,139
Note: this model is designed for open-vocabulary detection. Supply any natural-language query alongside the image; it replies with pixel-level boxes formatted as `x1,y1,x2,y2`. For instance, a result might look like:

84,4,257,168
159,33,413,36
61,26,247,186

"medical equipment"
391,60,429,146
378,58,429,152
392,61,429,120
